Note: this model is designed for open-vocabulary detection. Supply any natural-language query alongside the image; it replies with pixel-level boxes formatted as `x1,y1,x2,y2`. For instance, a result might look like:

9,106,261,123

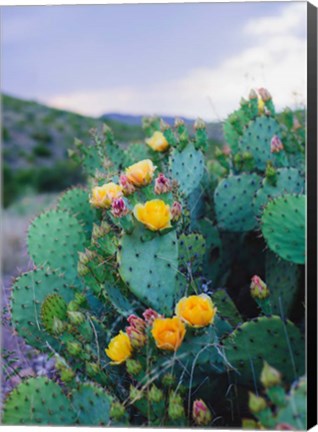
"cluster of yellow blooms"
105,294,217,365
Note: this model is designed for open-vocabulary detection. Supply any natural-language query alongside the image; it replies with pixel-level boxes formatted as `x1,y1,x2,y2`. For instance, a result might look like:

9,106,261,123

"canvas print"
1,1,309,429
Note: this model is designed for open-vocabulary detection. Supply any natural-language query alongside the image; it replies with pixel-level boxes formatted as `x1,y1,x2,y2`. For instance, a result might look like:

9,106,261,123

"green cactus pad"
2,377,76,425
71,383,112,426
125,142,152,164
103,126,132,170
222,315,304,387
178,233,205,273
223,108,251,153
27,209,86,282
261,194,305,264
253,168,304,216
275,376,307,429
58,188,97,236
214,173,261,232
169,143,205,196
11,268,77,349
265,251,301,317
118,227,178,314
40,294,68,334
239,116,287,170
212,289,242,327
81,145,108,177
105,283,136,316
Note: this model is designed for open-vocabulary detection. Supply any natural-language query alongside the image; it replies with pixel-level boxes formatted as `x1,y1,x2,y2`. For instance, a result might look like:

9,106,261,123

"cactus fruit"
27,209,86,282
118,227,178,314
261,194,305,264
222,315,304,387
2,377,76,425
169,143,205,196
214,173,261,232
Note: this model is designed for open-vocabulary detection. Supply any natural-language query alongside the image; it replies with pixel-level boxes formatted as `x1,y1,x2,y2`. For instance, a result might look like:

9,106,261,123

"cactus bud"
86,361,100,378
175,117,185,128
129,385,143,402
260,361,281,388
120,174,135,196
171,201,182,221
74,138,83,148
248,392,267,414
168,393,185,420
275,423,294,430
162,373,176,387
55,356,67,371
67,310,85,325
265,161,277,186
223,144,231,156
292,116,301,131
52,317,64,335
143,308,161,325
149,385,164,403
160,118,170,131
240,97,247,106
66,341,82,357
77,261,89,277
249,89,258,100
126,359,142,376
258,88,272,101
74,293,87,306
110,401,126,420
111,198,129,218
192,399,212,425
270,135,284,153
194,117,206,130
127,314,146,332
67,300,80,312
60,367,75,383
250,275,270,300
154,173,172,195
126,326,146,349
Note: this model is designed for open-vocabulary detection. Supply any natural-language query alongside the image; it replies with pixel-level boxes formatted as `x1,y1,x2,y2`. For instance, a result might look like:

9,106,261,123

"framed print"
1,1,317,429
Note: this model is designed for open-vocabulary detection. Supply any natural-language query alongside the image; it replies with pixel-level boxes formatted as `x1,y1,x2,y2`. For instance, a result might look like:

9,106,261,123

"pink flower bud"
126,326,146,349
258,88,272,101
222,145,231,156
293,117,301,131
270,135,284,153
192,399,212,425
250,275,270,300
171,201,182,221
154,173,171,195
127,314,146,332
120,174,135,196
276,424,294,430
111,198,129,218
142,308,161,325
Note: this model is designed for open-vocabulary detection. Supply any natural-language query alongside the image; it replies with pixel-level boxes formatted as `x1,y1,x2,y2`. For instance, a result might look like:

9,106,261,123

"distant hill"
101,113,195,126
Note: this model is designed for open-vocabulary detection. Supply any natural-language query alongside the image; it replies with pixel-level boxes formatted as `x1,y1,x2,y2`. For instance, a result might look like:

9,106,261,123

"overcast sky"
2,2,307,120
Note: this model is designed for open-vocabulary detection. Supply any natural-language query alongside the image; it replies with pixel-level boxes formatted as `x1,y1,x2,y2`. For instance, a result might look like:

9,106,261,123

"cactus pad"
58,188,97,236
253,168,304,216
10,268,77,349
40,294,68,334
169,143,204,196
2,377,76,425
178,233,205,273
239,117,286,170
214,173,261,231
71,383,112,426
212,289,242,327
261,194,305,264
222,315,304,387
275,376,307,429
118,227,178,314
27,209,86,282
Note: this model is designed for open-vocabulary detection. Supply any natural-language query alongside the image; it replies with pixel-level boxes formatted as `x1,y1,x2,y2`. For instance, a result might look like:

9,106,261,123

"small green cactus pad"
27,209,86,282
239,117,287,170
118,227,178,314
11,268,76,349
2,377,76,425
40,294,67,334
253,168,304,216
275,376,307,429
58,188,97,236
169,143,205,196
178,233,205,273
222,315,304,387
212,289,242,327
214,173,261,232
71,383,112,426
125,142,152,164
223,108,250,153
265,251,301,317
261,194,305,264
105,283,136,316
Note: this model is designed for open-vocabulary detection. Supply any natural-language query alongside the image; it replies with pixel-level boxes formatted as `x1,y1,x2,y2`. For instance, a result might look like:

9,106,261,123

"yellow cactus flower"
151,317,186,351
105,331,132,364
146,131,169,152
90,182,123,209
133,199,171,231
175,294,217,328
125,159,156,187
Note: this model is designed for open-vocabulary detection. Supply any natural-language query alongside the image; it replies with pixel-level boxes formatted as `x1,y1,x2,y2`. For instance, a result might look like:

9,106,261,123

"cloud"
46,2,307,121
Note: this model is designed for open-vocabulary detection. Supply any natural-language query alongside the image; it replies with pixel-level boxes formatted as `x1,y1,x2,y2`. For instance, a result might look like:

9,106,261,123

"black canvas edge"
307,1,317,430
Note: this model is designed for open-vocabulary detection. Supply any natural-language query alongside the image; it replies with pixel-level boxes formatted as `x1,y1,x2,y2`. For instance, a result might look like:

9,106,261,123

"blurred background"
1,1,307,398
